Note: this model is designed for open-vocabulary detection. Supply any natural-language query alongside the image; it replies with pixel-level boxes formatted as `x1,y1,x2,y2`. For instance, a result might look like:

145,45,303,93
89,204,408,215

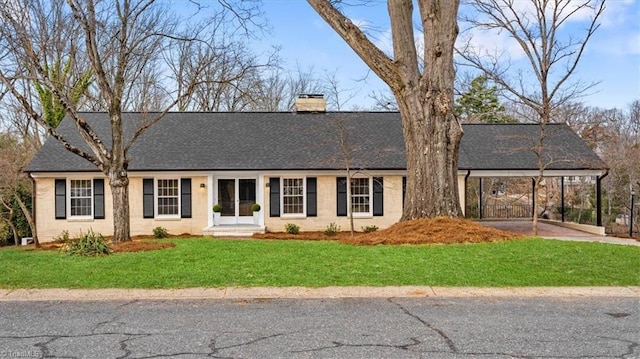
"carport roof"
26,112,607,174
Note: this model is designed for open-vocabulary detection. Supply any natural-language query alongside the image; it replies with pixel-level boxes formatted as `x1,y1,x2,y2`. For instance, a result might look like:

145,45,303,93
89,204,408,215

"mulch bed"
255,217,522,245
32,218,521,252
36,237,178,253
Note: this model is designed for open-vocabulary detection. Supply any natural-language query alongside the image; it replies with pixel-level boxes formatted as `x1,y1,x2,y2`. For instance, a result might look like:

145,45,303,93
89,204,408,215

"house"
26,98,608,242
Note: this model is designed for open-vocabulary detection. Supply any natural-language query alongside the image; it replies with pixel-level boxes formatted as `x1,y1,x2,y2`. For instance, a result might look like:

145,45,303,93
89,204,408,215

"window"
69,179,92,217
157,179,179,216
282,178,305,216
350,177,371,215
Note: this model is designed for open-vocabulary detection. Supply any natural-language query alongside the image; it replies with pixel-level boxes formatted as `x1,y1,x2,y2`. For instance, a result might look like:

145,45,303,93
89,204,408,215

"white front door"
217,178,256,224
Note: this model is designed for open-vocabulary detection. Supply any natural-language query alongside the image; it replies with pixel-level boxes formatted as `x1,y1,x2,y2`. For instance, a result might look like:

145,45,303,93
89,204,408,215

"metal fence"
466,204,532,219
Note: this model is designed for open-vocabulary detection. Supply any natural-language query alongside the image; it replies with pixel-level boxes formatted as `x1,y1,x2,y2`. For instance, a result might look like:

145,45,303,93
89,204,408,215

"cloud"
588,0,640,56
456,27,526,62
599,0,637,28
371,29,393,56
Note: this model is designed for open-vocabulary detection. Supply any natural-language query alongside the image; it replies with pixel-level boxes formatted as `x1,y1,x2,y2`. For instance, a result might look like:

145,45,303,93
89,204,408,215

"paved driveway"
480,220,640,246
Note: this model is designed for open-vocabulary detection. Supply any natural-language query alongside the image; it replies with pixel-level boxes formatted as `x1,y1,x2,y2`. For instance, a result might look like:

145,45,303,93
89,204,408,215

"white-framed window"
69,179,93,218
156,179,180,217
281,177,306,216
349,177,372,216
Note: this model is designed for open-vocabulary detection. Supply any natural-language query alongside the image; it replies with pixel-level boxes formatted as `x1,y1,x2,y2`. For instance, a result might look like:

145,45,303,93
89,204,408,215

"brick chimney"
295,94,326,113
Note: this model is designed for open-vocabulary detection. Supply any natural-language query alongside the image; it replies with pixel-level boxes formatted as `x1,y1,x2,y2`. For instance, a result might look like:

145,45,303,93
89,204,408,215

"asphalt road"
1,297,638,358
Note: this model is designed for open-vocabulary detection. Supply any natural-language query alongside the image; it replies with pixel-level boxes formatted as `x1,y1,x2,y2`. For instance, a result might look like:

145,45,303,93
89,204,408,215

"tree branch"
307,0,401,89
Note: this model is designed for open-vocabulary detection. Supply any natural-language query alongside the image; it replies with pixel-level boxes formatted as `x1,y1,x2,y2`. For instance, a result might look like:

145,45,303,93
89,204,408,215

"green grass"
1,238,638,288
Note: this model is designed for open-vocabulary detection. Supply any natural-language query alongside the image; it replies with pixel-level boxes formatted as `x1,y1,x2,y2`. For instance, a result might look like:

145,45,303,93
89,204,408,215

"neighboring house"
26,98,608,242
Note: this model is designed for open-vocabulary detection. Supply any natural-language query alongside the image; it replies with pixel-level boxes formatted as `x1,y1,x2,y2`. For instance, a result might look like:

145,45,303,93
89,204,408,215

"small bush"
285,223,300,234
213,204,223,212
61,229,111,257
324,222,340,236
362,225,379,233
53,230,70,243
153,226,168,239
251,203,261,212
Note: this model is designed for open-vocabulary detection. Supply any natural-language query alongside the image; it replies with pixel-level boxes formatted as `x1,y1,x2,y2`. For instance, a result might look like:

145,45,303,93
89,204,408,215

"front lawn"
1,238,638,288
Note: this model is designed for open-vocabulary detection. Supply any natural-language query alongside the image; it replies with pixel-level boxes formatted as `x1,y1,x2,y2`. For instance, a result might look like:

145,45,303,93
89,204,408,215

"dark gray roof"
26,112,607,173
458,123,607,171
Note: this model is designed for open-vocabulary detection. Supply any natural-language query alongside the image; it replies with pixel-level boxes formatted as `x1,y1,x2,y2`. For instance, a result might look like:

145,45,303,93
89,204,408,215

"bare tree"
168,16,279,112
0,133,38,245
250,66,326,111
0,0,262,242
308,0,463,219
458,0,605,233
322,70,358,111
597,101,640,233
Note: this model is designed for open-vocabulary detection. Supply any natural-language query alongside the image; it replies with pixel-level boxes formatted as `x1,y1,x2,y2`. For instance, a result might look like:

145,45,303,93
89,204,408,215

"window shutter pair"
143,178,191,218
269,177,317,217
54,178,105,220
336,177,384,216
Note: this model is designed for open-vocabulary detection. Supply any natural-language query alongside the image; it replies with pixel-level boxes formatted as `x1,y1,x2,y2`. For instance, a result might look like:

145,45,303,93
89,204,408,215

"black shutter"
143,178,154,218
307,177,317,217
373,177,384,216
269,177,280,217
93,179,105,219
402,176,406,209
181,178,192,218
337,177,347,216
54,179,66,219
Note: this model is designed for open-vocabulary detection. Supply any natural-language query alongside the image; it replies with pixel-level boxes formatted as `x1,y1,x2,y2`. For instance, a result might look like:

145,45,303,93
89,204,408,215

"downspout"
27,172,38,245
596,170,608,227
464,170,470,218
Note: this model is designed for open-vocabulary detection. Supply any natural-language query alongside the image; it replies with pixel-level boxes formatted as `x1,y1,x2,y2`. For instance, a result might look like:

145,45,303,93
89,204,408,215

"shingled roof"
26,112,607,173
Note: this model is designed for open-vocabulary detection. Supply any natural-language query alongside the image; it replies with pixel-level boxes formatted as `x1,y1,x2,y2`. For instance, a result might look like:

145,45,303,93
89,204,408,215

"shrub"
324,222,340,236
285,223,300,234
212,204,223,213
61,229,111,257
53,230,70,243
153,226,168,239
362,225,379,233
251,203,261,212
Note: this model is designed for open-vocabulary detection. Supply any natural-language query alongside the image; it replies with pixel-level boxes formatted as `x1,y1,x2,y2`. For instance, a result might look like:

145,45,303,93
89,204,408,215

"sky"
254,0,639,111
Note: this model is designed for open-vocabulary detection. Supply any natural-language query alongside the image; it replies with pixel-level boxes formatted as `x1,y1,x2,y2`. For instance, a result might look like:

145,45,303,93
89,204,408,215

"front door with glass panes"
217,178,256,224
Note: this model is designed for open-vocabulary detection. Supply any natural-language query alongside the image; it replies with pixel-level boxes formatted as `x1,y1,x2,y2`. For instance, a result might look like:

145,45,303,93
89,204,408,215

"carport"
458,123,608,229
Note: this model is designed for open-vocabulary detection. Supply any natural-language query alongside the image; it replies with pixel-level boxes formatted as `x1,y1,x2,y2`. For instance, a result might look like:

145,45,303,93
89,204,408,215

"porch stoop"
203,225,265,237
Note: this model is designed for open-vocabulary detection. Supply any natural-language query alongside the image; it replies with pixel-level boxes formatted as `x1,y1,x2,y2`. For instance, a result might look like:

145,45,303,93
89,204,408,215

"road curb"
1,286,638,301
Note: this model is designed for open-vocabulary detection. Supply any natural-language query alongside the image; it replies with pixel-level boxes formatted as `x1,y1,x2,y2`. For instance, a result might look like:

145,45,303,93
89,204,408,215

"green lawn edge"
1,238,638,289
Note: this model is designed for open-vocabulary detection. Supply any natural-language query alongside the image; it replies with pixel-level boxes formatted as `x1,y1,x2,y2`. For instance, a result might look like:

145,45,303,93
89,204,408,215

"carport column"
531,178,536,218
561,177,565,223
596,175,603,227
478,178,483,220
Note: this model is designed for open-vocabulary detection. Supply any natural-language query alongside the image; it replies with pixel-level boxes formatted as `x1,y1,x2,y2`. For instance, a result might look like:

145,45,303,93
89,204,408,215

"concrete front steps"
203,225,265,237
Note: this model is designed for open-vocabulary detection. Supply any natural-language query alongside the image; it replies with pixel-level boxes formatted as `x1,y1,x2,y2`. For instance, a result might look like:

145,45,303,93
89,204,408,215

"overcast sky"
257,0,639,111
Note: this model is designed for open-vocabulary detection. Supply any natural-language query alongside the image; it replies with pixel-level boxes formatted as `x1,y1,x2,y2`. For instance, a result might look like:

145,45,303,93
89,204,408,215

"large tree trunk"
398,0,463,219
108,168,130,243
398,91,463,219
308,0,462,220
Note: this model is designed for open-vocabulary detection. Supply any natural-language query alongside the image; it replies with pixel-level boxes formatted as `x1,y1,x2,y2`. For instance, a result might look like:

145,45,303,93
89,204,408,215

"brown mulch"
110,240,176,252
32,219,522,251
36,236,182,253
253,231,355,241
254,217,522,245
